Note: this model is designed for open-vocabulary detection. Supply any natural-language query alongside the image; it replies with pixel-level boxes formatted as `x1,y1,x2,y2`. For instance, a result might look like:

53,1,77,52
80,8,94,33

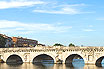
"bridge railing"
0,46,104,53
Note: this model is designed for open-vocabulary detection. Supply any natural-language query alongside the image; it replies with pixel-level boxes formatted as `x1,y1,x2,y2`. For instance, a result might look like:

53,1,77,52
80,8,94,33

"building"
0,34,13,47
5,37,14,47
12,37,38,47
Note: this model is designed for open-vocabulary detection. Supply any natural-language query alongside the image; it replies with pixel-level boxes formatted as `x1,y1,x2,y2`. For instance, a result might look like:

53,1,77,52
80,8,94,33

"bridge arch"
64,54,85,64
6,54,23,63
32,54,56,64
95,56,104,67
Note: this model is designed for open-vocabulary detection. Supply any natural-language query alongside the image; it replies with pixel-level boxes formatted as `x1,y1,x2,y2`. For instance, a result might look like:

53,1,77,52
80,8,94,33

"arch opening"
95,56,104,67
33,54,54,64
65,54,85,67
6,54,23,64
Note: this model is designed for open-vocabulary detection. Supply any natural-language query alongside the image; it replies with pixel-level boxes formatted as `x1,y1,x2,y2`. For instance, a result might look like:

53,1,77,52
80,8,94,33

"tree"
69,43,75,47
0,35,6,48
53,43,63,46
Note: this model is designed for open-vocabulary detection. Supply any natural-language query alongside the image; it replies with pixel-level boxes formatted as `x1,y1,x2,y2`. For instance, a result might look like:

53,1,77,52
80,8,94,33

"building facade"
12,37,38,47
5,37,14,47
0,34,13,47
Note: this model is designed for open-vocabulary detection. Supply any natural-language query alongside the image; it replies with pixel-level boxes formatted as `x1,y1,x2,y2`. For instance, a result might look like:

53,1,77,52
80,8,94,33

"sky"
0,0,104,46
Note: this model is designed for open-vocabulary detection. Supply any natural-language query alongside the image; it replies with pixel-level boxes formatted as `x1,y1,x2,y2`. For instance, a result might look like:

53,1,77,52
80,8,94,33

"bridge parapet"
0,46,104,53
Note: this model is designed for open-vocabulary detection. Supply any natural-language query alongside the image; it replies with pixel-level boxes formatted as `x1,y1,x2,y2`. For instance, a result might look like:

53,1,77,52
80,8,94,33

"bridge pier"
85,61,95,65
84,55,96,65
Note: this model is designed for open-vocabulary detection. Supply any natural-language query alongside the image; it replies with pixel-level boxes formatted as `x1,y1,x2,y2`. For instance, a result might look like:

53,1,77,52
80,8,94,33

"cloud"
96,18,104,20
0,0,45,9
0,20,72,34
88,25,93,27
34,9,78,15
33,6,79,14
0,0,92,15
83,29,95,32
33,3,91,15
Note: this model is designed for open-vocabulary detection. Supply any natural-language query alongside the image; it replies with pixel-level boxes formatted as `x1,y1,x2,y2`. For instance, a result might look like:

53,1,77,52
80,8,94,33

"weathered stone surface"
0,46,104,64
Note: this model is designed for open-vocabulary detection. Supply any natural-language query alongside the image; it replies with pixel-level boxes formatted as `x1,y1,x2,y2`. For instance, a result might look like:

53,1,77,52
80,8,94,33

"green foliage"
0,35,6,48
69,43,75,47
53,43,63,46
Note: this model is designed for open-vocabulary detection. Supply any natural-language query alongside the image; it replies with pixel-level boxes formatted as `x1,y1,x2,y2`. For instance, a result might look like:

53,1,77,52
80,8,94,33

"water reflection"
6,63,23,67
72,59,85,67
0,63,102,69
1,61,104,69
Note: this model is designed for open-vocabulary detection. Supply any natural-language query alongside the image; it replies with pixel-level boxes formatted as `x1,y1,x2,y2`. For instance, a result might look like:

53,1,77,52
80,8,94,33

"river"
0,63,104,69
1,59,104,69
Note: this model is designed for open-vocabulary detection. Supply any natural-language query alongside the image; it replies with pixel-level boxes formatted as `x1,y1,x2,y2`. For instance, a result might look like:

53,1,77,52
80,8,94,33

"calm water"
0,59,104,69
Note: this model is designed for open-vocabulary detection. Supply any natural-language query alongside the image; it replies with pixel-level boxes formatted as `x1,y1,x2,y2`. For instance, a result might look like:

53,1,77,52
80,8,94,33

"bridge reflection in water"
1,62,104,69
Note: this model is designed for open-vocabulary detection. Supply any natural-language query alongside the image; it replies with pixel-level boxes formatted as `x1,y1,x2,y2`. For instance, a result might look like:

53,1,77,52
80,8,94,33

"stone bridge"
0,46,104,65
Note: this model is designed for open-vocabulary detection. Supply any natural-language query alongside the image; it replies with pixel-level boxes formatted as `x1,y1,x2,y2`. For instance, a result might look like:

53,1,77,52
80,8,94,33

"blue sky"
0,0,104,46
